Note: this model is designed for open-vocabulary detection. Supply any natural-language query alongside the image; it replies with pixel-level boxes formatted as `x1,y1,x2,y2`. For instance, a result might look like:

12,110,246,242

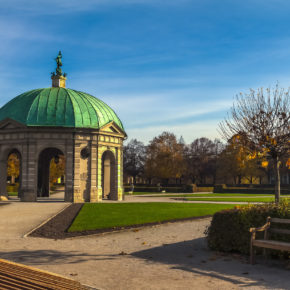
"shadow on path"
131,237,289,289
0,250,120,266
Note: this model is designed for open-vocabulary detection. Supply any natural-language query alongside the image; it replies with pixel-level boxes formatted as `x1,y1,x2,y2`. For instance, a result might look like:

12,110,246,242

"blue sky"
1,0,290,144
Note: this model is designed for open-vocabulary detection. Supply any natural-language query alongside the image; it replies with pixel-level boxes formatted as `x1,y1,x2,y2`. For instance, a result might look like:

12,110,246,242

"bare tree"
123,139,146,184
220,84,290,202
185,137,220,184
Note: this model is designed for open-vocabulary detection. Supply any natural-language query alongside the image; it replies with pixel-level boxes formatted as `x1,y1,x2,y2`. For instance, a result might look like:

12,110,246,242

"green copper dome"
0,87,124,130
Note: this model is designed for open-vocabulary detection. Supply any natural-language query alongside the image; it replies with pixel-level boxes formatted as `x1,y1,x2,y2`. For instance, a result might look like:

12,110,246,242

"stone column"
21,141,37,202
64,141,74,202
0,158,7,198
90,140,99,202
118,147,125,201
73,142,83,203
97,146,104,201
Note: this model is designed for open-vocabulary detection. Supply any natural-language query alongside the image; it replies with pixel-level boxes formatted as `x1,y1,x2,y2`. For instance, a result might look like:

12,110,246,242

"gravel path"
122,194,262,204
0,201,290,289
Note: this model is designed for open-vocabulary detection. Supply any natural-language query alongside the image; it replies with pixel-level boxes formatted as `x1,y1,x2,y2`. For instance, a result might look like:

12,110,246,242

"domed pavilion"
0,52,127,202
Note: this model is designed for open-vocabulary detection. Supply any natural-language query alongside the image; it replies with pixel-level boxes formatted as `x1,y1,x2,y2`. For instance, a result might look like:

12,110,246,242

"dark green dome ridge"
0,87,124,130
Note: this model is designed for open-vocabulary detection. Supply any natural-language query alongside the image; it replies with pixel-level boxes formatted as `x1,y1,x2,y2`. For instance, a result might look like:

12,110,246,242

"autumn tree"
49,155,65,185
145,132,185,184
123,139,146,184
220,84,290,202
7,153,20,184
217,137,265,184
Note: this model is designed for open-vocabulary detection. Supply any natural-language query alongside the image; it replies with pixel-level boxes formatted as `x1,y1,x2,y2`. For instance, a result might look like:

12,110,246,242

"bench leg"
263,248,268,263
250,243,255,265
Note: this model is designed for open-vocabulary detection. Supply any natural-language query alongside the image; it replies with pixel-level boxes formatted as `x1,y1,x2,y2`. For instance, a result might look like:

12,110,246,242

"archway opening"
102,150,116,200
37,148,65,200
6,149,21,198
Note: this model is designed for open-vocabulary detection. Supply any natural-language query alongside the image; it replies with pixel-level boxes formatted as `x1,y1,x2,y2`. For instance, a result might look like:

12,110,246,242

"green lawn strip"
125,192,162,195
68,203,238,232
136,193,275,197
146,193,290,198
185,197,290,202
8,192,18,196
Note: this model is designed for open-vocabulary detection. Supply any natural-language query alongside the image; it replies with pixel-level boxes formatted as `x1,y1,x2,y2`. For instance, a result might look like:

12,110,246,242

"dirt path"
0,202,289,289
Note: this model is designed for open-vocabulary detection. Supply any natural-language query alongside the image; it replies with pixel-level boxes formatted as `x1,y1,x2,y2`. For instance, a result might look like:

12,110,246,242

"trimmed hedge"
206,201,290,258
214,184,290,194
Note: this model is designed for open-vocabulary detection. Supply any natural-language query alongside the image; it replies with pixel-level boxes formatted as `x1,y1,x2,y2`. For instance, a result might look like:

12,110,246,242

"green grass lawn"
8,192,18,196
68,203,238,232
185,197,290,202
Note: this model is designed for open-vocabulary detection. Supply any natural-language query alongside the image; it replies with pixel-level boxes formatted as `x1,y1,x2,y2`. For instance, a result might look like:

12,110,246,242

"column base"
21,190,37,202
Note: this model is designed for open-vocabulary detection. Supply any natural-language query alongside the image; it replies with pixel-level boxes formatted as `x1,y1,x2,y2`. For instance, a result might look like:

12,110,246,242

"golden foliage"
7,153,20,180
49,155,65,184
145,132,185,180
286,158,290,169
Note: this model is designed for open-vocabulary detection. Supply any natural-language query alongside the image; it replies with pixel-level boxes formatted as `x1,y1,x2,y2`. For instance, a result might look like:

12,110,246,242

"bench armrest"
249,217,271,239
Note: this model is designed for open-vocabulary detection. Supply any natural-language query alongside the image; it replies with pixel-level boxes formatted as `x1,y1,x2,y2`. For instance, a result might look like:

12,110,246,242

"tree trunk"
11,175,15,185
233,176,236,184
274,156,281,204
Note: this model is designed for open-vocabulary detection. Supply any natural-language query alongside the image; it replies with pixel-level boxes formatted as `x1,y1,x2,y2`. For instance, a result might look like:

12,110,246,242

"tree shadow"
0,250,120,265
131,237,290,289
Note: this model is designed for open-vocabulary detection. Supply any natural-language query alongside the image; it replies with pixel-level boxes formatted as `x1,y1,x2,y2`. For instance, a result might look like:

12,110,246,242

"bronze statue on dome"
51,51,67,77
55,51,63,76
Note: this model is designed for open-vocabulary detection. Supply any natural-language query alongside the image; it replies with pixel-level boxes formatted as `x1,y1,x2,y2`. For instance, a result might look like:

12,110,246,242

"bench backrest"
270,218,290,235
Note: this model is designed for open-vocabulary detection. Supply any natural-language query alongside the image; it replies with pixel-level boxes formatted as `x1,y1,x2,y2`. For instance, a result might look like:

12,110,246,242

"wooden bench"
0,258,88,289
249,217,290,264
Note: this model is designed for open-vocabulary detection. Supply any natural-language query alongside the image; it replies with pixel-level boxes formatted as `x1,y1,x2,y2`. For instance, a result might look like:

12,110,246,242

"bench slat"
253,239,290,251
0,259,86,289
271,218,290,224
270,228,290,235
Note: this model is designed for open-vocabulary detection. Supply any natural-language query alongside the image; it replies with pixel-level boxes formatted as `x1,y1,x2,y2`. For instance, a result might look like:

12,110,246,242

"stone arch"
102,150,117,200
37,147,65,198
0,147,22,198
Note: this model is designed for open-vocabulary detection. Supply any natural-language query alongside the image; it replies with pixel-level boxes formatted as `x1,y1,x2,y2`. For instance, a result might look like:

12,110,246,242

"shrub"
206,201,290,257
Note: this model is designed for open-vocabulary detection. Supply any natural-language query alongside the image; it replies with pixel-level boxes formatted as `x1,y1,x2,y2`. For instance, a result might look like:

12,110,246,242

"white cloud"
126,119,222,144
0,0,190,15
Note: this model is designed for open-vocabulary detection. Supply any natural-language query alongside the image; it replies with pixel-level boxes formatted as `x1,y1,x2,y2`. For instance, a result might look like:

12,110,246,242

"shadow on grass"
131,237,290,289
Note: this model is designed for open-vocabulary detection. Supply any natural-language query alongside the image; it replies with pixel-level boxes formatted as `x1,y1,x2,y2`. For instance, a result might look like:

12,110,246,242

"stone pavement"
0,201,68,238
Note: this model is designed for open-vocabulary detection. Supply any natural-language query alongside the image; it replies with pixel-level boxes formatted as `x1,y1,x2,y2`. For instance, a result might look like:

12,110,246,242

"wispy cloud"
0,0,190,15
126,119,222,144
